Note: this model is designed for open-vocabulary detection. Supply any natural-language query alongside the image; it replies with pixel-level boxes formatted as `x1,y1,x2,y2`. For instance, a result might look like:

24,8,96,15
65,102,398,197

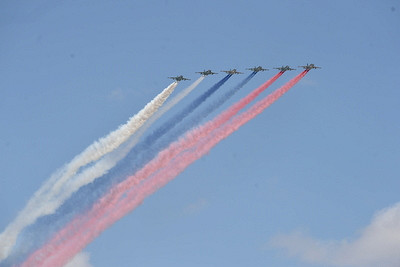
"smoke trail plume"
0,82,177,262
20,71,297,267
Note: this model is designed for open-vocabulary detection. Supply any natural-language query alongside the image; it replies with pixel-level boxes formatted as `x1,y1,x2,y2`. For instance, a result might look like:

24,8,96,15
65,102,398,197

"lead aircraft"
168,75,190,81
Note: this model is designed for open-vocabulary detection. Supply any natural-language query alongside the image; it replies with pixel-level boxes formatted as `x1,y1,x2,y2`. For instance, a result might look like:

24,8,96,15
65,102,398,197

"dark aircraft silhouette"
221,69,243,75
168,75,190,81
196,70,218,76
273,65,296,72
298,63,321,70
246,66,269,72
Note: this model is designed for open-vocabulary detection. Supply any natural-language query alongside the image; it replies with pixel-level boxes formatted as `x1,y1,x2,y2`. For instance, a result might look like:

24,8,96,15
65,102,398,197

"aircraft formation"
169,64,320,81
3,58,320,267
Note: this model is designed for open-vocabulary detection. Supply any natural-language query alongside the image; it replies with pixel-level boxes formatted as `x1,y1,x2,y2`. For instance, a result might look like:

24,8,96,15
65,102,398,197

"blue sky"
1,1,400,266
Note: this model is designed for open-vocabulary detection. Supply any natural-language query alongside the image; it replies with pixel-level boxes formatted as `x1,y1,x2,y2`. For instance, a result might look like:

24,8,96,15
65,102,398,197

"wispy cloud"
269,202,400,267
64,252,92,267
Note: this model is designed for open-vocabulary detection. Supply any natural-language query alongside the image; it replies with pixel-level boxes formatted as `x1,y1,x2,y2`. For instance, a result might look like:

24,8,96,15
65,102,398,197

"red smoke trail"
21,71,306,267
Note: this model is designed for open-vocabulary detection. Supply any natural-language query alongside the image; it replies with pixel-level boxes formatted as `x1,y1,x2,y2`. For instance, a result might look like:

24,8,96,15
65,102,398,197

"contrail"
19,71,295,267
0,82,178,262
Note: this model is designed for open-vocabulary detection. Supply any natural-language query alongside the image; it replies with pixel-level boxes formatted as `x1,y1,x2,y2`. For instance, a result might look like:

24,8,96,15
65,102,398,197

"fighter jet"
298,63,321,70
273,65,296,72
221,69,243,75
196,70,218,76
246,66,269,72
168,75,190,81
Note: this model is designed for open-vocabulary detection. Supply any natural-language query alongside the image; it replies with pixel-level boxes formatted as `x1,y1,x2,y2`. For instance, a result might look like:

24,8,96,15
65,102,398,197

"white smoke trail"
49,82,178,195
135,76,205,138
0,82,177,262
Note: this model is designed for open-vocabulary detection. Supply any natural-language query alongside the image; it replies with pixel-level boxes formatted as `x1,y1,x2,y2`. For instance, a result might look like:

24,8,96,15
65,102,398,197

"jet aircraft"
246,66,269,72
221,69,243,75
273,65,296,72
168,75,190,81
298,63,321,70
196,70,218,76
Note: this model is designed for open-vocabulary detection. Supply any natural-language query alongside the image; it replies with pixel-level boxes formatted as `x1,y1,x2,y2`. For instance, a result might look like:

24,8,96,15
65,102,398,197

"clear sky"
1,1,399,266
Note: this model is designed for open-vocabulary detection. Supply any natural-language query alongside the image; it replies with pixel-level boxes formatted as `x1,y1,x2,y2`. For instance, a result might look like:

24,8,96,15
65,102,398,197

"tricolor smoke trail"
0,82,177,262
48,73,254,234
20,71,298,267
87,73,238,194
107,71,309,231
60,75,233,215
6,78,206,259
80,71,285,224
1,75,229,265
